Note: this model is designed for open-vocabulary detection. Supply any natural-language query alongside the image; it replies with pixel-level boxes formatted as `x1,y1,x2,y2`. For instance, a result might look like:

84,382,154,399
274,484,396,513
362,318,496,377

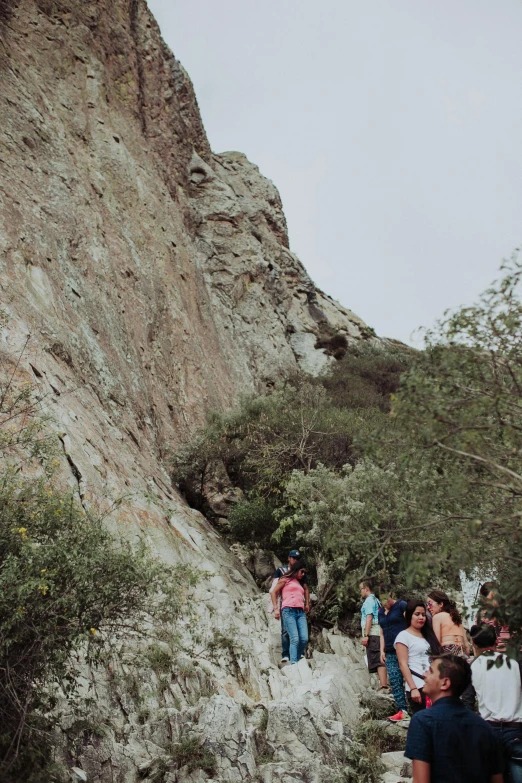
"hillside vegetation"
172,260,522,650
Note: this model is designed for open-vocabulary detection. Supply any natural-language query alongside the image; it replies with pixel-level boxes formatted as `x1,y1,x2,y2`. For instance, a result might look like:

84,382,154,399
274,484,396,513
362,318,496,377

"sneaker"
281,657,289,662
388,710,407,722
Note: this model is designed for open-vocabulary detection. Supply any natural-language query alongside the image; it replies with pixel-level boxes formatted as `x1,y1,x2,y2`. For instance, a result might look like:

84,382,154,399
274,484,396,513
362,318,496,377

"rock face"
0,1,384,780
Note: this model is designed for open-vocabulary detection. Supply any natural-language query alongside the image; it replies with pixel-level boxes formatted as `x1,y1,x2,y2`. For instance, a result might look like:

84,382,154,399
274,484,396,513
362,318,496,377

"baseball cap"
288,549,301,558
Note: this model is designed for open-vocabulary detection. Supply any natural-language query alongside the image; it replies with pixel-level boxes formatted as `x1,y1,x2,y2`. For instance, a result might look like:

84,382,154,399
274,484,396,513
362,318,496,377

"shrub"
0,475,192,781
167,736,217,775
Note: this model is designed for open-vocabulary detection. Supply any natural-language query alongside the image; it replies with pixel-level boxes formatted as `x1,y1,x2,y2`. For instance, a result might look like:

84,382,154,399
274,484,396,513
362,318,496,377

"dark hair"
479,581,496,598
470,624,497,649
359,578,373,590
405,600,443,655
285,560,306,580
434,654,472,697
428,590,462,626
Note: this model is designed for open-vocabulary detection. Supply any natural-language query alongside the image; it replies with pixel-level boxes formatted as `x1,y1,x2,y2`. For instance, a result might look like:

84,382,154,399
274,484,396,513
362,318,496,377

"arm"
361,613,372,647
304,584,310,613
270,579,279,612
396,642,422,703
380,627,386,665
412,760,430,783
272,578,287,618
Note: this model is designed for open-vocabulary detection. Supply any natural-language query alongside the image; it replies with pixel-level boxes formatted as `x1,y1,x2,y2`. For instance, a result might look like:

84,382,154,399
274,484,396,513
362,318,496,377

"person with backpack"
359,579,388,690
269,549,309,665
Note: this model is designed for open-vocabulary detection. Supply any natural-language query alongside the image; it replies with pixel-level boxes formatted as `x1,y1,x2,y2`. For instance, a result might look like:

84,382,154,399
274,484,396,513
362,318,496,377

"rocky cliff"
0,2,407,781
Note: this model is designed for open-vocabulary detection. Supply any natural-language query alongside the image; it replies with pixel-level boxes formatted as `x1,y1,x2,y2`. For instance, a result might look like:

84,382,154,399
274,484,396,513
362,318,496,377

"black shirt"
378,600,407,652
405,696,504,783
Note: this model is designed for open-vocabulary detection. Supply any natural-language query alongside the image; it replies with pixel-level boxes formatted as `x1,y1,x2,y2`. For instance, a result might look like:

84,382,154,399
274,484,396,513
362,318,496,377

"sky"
147,1,522,345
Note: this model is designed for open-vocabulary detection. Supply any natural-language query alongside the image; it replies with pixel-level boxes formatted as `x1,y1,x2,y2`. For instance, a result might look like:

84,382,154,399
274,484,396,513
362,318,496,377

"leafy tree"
386,257,522,651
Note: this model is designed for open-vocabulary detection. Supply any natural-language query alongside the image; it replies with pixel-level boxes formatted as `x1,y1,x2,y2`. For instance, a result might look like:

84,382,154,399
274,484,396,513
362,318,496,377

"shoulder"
398,600,407,613
394,630,410,646
273,567,285,578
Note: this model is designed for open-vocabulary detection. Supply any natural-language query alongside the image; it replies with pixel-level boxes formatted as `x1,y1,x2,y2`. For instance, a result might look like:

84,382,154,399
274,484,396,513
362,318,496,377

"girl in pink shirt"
272,563,309,664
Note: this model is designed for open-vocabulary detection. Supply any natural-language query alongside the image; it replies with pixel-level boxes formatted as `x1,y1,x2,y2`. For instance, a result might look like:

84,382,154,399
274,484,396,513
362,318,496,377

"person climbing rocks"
359,579,388,691
272,561,309,665
468,624,522,783
270,549,309,665
378,586,409,722
405,654,504,783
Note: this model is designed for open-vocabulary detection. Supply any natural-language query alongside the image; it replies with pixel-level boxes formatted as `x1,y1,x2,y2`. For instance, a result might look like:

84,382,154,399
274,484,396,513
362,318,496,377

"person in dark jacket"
405,654,504,783
378,586,408,721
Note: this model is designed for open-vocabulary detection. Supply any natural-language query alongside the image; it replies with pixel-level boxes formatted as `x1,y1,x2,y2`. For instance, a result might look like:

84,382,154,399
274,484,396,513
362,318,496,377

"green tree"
387,257,522,650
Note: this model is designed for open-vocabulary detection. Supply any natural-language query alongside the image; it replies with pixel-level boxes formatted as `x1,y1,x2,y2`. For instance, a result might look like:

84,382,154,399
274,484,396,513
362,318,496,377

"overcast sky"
147,1,522,345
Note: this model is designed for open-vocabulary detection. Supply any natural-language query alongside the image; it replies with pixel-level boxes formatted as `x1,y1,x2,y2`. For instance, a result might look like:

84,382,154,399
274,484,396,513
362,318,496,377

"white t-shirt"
471,653,522,723
394,630,431,691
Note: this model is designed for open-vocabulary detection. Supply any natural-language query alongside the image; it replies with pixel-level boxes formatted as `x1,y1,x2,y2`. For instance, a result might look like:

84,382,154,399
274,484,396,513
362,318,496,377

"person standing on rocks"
359,579,388,691
378,586,409,722
469,624,522,783
272,562,309,664
395,600,443,713
427,590,470,655
270,549,309,665
405,654,504,783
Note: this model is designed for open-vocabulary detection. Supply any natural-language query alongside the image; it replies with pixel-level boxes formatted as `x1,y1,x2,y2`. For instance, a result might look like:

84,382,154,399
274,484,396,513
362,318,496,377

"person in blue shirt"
405,654,504,783
359,579,388,690
378,587,408,722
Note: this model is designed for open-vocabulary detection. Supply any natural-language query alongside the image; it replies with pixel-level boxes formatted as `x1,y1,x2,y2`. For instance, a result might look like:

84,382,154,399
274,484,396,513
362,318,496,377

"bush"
228,497,277,547
0,474,192,781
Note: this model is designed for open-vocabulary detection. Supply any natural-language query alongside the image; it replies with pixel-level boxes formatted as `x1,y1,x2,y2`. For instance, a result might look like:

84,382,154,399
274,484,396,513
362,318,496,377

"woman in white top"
394,599,443,713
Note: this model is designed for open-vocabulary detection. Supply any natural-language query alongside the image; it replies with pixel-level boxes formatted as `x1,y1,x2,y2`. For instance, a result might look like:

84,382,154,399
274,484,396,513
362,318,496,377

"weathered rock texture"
0,1,384,780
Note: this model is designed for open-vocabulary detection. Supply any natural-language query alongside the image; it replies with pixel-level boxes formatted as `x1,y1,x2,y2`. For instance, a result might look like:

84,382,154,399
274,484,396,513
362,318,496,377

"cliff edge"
0,2,389,781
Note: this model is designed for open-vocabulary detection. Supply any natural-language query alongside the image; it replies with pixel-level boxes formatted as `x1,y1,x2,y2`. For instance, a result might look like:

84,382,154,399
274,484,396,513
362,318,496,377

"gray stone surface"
0,1,388,780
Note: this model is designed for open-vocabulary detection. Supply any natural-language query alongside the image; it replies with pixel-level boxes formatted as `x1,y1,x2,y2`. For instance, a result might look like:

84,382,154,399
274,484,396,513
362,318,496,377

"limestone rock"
0,0,383,780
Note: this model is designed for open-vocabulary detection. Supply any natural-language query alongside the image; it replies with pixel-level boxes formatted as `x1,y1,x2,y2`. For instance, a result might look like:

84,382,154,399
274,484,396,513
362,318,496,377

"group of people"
359,579,522,783
267,555,522,782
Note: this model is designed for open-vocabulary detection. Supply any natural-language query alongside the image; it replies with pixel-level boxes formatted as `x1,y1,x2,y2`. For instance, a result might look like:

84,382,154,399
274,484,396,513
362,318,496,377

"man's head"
288,549,302,566
423,655,472,701
359,579,373,598
470,624,497,654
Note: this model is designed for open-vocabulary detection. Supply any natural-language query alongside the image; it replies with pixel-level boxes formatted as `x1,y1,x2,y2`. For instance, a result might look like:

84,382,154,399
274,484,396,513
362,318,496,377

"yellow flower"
90,628,97,635
40,569,47,574
38,585,49,595
16,527,28,540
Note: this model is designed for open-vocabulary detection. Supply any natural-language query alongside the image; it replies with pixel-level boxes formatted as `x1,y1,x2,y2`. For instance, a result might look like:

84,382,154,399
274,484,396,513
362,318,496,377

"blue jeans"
281,607,308,664
490,725,522,783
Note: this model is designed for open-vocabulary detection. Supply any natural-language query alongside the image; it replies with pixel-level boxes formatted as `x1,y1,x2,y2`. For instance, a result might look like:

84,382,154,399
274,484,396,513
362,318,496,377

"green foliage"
146,736,216,779
228,497,277,547
0,473,193,781
382,256,522,650
339,720,404,782
322,343,413,412
144,643,175,674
